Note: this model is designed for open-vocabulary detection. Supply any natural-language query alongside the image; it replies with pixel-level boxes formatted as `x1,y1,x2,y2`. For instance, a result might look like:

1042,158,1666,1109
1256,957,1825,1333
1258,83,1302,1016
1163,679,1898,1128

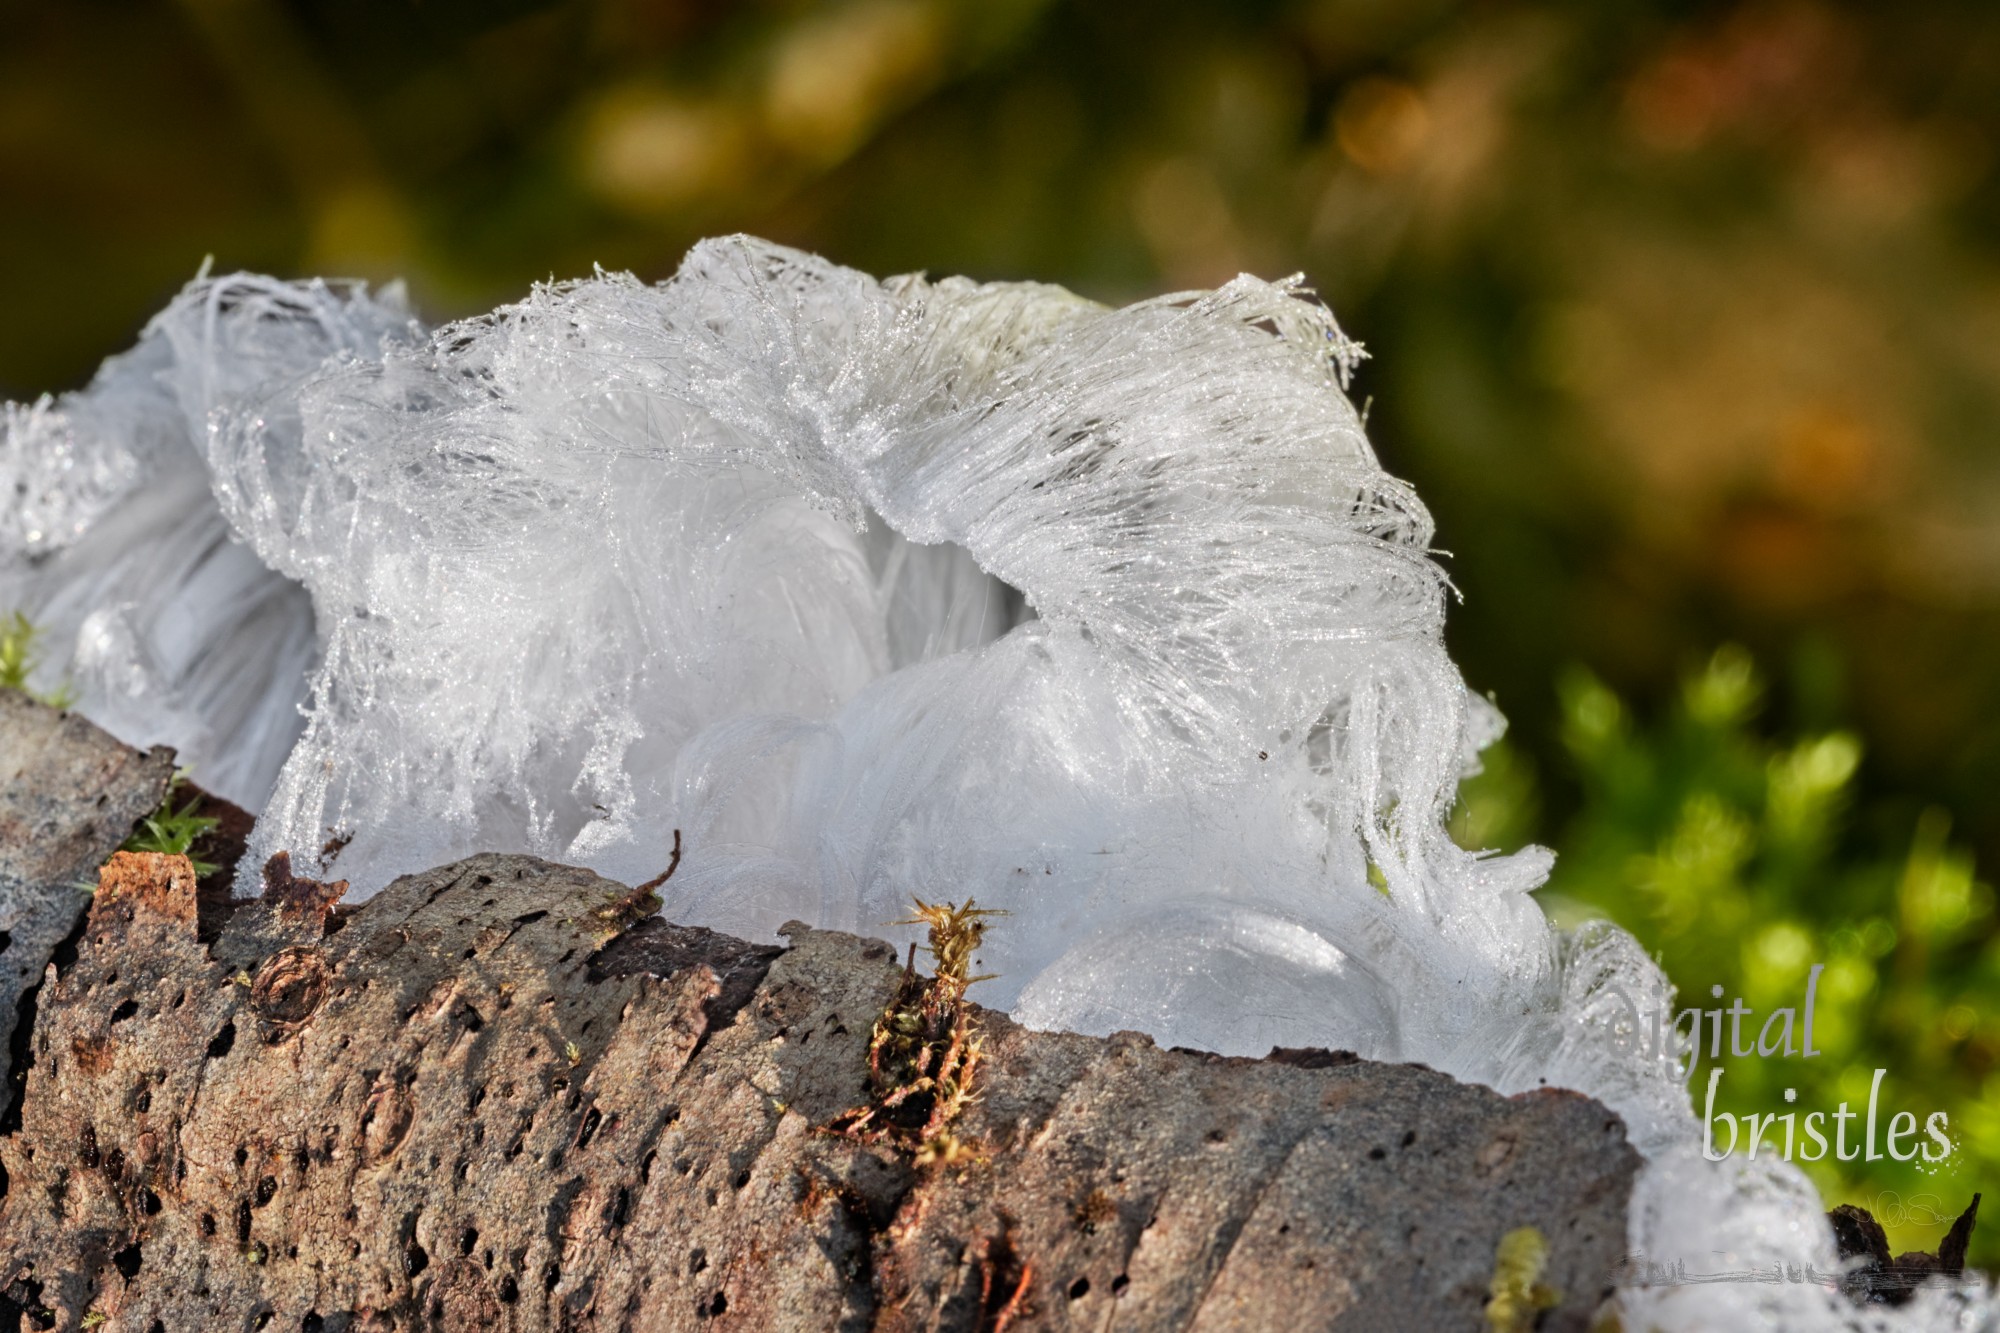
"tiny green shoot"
120,770,222,877
0,609,75,710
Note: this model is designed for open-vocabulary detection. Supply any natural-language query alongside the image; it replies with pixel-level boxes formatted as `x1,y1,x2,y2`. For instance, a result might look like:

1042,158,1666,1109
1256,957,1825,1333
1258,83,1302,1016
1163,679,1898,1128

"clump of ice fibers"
0,276,415,807
3,239,1993,1331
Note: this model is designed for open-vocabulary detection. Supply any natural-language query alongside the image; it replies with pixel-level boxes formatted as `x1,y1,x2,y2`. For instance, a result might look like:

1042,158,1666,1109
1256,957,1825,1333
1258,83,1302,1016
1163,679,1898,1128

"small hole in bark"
1401,1130,1417,1148
688,1248,707,1275
704,1292,728,1317
511,910,547,926
302,1315,324,1332
235,1200,253,1244
544,1262,561,1292
732,1168,751,1190
254,1314,272,1330
1368,1147,1386,1160
576,1107,602,1149
0,931,9,955
1111,1275,1129,1295
612,1188,630,1227
113,1241,141,1278
1068,1277,1090,1300
200,1212,216,1237
640,1150,657,1183
496,1276,519,1305
255,1175,277,1206
234,1146,248,1169
406,1241,429,1277
141,1189,161,1215
104,1148,125,1182
206,1022,236,1059
150,1322,165,1333
133,1087,150,1113
1278,1223,1290,1234
110,999,138,1024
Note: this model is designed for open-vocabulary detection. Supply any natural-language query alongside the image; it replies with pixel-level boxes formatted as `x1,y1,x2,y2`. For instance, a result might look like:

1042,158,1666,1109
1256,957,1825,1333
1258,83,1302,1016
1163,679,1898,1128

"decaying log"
0,700,1642,1331
0,693,176,1126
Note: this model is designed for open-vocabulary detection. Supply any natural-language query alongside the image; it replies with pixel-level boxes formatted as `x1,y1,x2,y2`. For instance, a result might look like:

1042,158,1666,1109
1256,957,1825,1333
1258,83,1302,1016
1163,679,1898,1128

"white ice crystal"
2,239,1993,1331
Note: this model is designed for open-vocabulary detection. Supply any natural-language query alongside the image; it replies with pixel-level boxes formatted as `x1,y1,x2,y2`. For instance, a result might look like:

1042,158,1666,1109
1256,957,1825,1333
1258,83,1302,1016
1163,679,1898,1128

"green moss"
1484,1226,1559,1332
0,609,74,710
121,771,221,877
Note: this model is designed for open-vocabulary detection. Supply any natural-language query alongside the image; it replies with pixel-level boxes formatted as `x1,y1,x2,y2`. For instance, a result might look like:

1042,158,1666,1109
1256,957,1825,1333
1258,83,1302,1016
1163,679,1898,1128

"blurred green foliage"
1457,647,1999,1263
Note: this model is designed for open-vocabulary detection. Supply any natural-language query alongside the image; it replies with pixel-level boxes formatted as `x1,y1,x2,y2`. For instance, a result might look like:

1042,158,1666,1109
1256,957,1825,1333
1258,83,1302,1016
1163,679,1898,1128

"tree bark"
0,702,1640,1331
0,691,176,1130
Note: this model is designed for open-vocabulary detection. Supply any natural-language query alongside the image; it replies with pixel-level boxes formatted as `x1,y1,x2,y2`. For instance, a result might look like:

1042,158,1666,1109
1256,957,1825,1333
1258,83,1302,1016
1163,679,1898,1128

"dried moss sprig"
1484,1226,1559,1333
826,897,1006,1165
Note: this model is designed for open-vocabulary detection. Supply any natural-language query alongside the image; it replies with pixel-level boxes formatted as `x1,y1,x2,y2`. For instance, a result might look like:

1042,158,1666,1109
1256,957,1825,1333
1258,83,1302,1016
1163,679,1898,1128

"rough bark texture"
0,692,175,1126
0,699,1643,1332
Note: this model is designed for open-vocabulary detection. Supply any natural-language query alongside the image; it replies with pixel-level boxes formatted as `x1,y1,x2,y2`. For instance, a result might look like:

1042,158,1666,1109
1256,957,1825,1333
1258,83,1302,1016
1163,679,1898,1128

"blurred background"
4,0,1998,1261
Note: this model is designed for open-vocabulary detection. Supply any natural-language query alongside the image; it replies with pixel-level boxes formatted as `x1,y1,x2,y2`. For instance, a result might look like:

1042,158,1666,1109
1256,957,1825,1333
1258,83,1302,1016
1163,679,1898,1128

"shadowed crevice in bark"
589,918,782,1034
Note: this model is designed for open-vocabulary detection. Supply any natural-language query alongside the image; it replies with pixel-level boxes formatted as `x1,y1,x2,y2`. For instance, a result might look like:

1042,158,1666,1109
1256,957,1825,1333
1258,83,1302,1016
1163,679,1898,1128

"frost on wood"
1,241,1535,1070
4,241,1995,1329
0,849,1638,1331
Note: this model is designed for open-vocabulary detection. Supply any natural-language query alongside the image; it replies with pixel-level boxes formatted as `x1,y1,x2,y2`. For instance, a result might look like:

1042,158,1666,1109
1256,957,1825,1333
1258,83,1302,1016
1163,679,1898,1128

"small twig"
634,829,683,895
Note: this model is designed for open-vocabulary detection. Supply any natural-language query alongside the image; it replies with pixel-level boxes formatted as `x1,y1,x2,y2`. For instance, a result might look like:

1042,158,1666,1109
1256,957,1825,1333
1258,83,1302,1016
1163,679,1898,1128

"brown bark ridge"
0,706,1642,1332
0,692,176,1130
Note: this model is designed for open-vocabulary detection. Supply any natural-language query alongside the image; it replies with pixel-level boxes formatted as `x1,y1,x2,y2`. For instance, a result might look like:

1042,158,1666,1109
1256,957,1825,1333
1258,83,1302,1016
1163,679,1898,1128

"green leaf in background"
1459,645,1999,1267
